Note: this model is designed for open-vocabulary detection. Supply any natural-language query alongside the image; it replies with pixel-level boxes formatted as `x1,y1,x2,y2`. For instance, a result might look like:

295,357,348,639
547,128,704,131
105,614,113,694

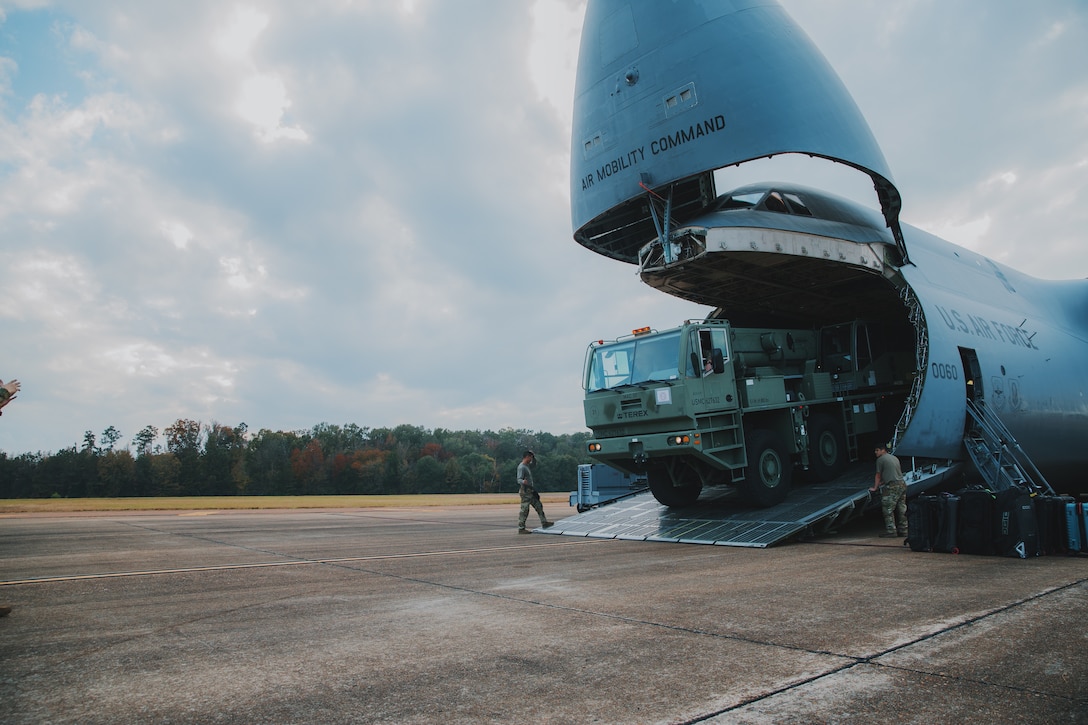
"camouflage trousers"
518,486,547,530
880,480,908,534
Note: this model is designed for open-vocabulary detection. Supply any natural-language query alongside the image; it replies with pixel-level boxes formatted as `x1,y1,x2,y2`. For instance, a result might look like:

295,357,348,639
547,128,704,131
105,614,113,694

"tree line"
0,421,595,499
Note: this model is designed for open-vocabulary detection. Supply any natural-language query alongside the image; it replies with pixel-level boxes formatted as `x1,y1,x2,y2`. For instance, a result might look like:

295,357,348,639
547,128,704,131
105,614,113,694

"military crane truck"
582,318,915,507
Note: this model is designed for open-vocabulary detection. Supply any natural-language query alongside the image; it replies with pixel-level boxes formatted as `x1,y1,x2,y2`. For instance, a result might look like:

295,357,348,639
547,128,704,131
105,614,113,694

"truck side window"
820,324,853,372
700,331,715,376
687,331,700,377
710,329,728,362
689,329,728,377
855,323,873,370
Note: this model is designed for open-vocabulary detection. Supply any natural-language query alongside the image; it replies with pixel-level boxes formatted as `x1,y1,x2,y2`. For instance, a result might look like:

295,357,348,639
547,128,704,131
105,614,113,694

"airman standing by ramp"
871,443,908,538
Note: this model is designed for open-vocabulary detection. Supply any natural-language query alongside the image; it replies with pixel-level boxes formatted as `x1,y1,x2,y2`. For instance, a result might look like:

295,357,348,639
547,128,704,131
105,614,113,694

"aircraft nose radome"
571,0,905,260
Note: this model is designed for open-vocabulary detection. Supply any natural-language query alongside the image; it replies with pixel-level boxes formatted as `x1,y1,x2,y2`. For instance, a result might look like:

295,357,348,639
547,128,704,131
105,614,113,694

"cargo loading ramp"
538,461,959,548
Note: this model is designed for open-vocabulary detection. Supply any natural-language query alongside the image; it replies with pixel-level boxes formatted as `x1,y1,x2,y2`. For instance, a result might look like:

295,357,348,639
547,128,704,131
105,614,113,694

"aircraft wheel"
646,463,702,507
741,429,792,507
808,413,847,482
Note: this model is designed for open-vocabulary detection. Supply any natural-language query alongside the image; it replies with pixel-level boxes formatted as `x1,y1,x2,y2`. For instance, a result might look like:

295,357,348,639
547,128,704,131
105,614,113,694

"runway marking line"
0,539,603,587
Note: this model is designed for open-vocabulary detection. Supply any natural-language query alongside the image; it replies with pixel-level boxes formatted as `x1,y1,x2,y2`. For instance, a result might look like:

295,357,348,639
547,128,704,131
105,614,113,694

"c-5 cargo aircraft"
570,0,1088,496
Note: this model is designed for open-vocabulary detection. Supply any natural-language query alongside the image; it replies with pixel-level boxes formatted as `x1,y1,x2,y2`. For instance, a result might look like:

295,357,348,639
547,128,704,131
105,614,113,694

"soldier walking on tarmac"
870,442,908,538
517,450,553,534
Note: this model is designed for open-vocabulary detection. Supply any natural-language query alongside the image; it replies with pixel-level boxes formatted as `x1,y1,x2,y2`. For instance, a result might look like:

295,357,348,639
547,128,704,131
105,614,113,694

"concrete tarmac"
1,504,1085,724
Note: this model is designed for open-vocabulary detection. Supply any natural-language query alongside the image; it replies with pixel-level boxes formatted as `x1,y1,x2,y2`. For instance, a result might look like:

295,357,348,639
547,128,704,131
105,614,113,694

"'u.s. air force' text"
580,114,727,191
935,306,1039,350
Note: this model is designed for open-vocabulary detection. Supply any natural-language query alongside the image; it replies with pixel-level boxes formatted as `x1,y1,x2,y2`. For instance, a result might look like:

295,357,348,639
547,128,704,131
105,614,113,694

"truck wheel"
741,429,791,507
647,463,702,507
808,414,847,482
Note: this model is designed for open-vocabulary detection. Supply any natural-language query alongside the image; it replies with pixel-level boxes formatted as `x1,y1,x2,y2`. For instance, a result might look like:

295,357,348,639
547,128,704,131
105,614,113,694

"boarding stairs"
963,398,1054,495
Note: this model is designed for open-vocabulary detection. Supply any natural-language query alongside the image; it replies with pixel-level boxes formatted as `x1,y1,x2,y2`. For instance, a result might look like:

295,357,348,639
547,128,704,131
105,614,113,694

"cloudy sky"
1,0,1085,456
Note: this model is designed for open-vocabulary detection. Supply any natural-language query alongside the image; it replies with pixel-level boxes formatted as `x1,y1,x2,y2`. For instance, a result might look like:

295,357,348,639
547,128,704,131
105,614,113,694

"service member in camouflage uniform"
517,450,553,534
869,443,907,538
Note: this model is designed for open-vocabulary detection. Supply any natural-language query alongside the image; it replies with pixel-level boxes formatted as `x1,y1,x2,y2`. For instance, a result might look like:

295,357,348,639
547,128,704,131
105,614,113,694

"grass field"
0,492,572,514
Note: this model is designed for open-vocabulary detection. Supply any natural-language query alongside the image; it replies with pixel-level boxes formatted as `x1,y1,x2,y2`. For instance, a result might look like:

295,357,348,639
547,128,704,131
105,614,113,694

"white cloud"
235,72,308,142
986,171,1018,187
218,254,268,291
212,6,268,60
527,0,585,203
0,56,16,96
0,91,148,231
924,214,993,252
528,0,584,128
100,342,182,378
0,251,97,325
69,24,129,64
1040,20,1068,45
159,220,193,250
210,4,308,143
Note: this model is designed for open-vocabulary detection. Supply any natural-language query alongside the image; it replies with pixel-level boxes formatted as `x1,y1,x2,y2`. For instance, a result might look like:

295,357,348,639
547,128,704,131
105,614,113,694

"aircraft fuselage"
645,183,1088,488
569,0,1088,491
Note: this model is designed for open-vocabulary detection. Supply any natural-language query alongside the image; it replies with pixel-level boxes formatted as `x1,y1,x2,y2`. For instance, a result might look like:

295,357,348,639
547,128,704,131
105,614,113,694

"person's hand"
0,378,19,413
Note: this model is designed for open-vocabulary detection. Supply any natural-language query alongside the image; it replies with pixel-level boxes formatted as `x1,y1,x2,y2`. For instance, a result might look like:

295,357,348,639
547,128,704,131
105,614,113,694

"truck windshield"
586,331,682,391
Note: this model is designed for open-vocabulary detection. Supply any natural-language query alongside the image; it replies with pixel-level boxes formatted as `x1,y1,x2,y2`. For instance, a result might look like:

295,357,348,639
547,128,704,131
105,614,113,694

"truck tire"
647,463,702,507
741,429,792,507
808,413,847,482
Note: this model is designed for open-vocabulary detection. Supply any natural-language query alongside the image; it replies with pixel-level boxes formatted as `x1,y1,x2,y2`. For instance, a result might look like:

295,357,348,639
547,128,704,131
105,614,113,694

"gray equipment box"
570,464,648,512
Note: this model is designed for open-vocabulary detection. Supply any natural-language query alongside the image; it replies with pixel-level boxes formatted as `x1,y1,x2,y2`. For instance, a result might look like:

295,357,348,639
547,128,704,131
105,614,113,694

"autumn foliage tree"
0,421,592,499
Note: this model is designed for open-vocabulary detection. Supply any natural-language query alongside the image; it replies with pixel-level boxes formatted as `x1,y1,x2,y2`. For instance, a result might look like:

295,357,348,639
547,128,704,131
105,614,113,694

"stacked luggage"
907,493,959,553
1067,500,1088,553
906,484,1084,558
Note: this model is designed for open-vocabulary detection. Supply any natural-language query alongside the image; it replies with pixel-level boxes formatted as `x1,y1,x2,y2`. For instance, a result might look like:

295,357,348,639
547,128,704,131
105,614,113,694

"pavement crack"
678,577,1088,722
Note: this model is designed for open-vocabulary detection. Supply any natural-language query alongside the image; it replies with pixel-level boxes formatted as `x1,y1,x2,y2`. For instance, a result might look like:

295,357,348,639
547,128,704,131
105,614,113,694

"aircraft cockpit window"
762,191,788,213
718,192,763,210
783,193,813,216
719,190,814,217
